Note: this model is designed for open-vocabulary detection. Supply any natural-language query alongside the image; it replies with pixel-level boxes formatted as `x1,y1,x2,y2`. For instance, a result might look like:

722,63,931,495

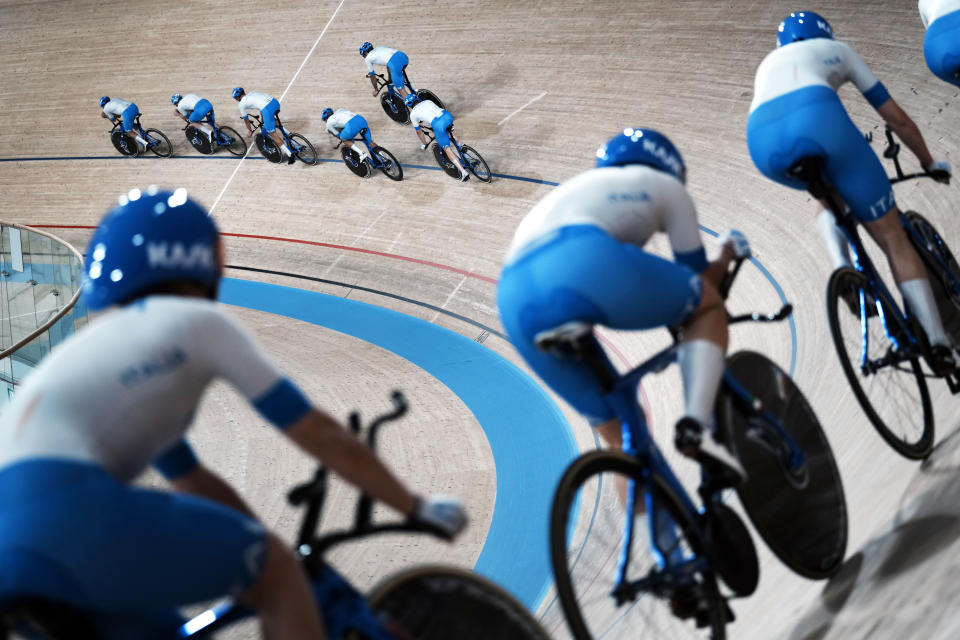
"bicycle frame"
250,114,301,152
420,125,469,166
374,72,417,98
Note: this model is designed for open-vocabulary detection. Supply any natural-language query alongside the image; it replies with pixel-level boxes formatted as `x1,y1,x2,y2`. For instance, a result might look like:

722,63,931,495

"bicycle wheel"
380,92,410,124
905,210,960,343
717,351,848,579
549,450,726,640
827,266,934,458
184,128,213,154
460,144,491,182
144,129,172,157
371,146,403,181
290,133,317,165
415,89,444,109
431,143,461,179
255,132,282,163
341,147,372,177
110,130,137,156
218,126,247,156
360,566,551,640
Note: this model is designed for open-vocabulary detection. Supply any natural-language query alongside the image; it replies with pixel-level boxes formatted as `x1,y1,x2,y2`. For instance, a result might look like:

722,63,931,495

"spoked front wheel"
827,266,934,459
718,351,847,579
460,144,491,182
359,566,551,640
371,146,403,181
548,451,726,640
144,128,172,157
290,133,318,165
217,126,247,156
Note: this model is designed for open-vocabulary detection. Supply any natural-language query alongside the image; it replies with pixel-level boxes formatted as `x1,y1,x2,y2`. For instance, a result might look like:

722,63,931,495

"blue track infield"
218,278,577,610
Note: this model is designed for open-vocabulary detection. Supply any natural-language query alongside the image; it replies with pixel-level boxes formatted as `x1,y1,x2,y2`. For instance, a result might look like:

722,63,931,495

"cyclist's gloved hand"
718,229,751,259
925,159,951,184
413,496,467,538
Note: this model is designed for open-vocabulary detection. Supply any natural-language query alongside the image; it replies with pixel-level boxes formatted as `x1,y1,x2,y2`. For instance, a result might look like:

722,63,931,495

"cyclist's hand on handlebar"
718,229,751,259
412,496,467,539
925,159,951,184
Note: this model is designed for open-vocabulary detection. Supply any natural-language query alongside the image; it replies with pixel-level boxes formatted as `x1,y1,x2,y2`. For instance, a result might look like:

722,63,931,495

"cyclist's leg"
432,112,465,174
340,115,370,159
121,104,143,148
261,99,291,156
923,10,960,87
189,100,215,140
387,52,410,98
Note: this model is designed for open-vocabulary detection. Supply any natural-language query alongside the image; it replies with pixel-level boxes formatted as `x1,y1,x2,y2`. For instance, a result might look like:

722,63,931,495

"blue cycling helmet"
321,107,334,121
359,42,374,57
404,93,420,108
777,11,834,47
82,187,220,311
232,87,244,100
595,128,687,184
171,93,183,106
99,96,110,108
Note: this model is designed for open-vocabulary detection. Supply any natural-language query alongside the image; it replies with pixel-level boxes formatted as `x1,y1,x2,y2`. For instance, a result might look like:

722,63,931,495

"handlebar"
287,392,447,574
873,125,950,185
373,73,388,95
719,255,792,327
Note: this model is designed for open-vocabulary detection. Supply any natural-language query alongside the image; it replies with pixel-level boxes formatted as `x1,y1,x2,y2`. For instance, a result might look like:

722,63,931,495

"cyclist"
360,42,410,98
0,187,467,640
747,11,955,372
172,92,217,144
233,87,295,164
99,95,147,151
321,107,375,162
405,94,468,181
920,0,960,87
497,129,748,486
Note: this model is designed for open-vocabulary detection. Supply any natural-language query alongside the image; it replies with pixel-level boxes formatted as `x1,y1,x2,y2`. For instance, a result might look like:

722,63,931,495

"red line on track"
29,225,498,284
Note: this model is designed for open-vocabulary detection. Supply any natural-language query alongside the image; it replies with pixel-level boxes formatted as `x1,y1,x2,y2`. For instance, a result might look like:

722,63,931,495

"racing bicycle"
541,251,847,639
335,129,403,181
420,124,491,183
249,113,318,165
373,72,444,125
183,122,246,156
108,114,172,158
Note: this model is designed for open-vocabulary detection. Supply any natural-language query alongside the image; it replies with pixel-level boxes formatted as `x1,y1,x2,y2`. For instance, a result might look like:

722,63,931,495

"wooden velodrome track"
2,0,960,638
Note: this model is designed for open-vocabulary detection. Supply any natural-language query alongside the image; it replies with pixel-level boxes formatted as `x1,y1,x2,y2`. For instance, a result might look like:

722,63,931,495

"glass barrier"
0,223,86,405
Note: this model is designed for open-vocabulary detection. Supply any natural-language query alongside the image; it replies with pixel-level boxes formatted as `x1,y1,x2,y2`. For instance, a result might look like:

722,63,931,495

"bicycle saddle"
786,157,830,201
535,321,594,356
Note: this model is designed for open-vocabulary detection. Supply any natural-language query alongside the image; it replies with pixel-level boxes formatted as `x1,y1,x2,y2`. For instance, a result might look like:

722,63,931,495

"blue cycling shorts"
260,98,281,133
431,111,455,148
747,86,895,222
188,99,214,124
387,51,409,90
120,104,139,132
497,225,703,424
924,10,960,87
339,114,372,146
0,460,267,639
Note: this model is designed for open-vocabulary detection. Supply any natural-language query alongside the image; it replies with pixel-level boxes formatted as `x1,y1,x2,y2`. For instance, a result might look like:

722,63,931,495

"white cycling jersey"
176,93,202,116
920,0,960,27
409,100,444,130
0,296,306,482
750,38,884,112
364,46,398,75
325,109,356,135
102,98,133,119
238,91,274,119
503,165,703,267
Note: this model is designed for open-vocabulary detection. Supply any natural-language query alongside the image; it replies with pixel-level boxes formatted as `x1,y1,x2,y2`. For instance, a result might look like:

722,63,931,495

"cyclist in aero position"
919,0,960,86
233,87,296,164
747,11,955,372
406,93,468,181
99,96,147,151
0,188,467,640
497,129,747,485
360,42,410,98
321,107,374,162
172,92,217,144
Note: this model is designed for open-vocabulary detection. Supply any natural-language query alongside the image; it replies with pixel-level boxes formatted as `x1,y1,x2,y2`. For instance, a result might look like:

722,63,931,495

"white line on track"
431,275,467,323
208,0,348,215
497,91,547,126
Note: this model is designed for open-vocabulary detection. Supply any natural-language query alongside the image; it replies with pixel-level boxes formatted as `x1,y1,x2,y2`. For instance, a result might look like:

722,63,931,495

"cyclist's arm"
153,438,257,517
174,108,188,122
876,98,935,168
700,245,735,289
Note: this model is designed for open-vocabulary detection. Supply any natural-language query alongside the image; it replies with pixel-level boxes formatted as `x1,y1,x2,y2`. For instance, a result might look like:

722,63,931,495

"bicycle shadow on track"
787,425,960,640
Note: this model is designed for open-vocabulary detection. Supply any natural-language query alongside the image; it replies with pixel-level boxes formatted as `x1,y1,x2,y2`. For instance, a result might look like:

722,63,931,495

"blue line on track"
218,278,577,610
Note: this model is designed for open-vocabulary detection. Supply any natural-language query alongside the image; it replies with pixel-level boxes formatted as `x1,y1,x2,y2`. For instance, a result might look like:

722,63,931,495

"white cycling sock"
281,144,292,156
900,278,950,347
201,124,213,140
817,209,853,270
135,134,147,146
677,339,725,428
